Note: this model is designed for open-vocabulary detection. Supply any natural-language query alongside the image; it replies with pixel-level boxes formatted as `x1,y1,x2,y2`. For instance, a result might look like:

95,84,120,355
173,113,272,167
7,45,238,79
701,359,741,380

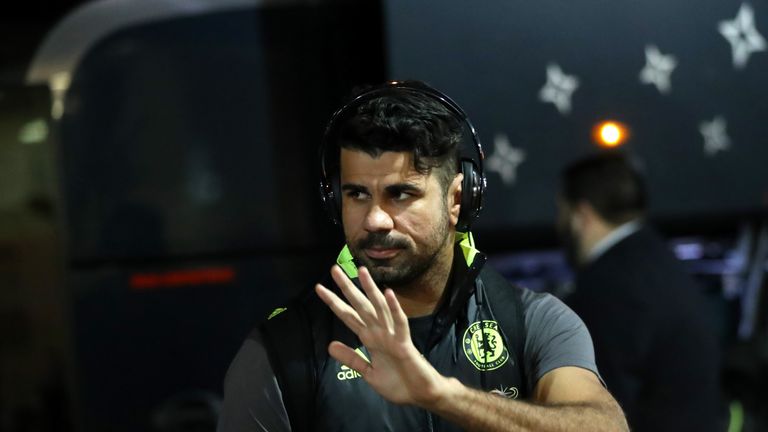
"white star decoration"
719,3,766,69
639,45,677,94
486,134,526,185
699,116,732,156
539,63,579,115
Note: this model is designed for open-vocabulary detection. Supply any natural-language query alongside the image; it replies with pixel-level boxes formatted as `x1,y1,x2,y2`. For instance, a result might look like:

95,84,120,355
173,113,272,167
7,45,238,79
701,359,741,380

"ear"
448,173,463,227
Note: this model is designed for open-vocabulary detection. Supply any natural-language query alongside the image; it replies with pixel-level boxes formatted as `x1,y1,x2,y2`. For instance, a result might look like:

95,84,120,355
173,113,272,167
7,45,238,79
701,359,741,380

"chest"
314,321,525,432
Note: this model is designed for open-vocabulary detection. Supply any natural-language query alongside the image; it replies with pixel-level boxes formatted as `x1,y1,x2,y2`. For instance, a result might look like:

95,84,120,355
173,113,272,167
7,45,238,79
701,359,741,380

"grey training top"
217,289,599,432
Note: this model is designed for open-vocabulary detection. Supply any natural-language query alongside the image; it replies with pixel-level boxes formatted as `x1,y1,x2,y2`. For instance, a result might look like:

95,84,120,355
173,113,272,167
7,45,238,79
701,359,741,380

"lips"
358,233,408,261
364,248,401,260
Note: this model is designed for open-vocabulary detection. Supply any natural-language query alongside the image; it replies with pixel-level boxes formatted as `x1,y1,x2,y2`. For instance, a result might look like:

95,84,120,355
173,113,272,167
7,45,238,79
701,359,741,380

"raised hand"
315,265,446,406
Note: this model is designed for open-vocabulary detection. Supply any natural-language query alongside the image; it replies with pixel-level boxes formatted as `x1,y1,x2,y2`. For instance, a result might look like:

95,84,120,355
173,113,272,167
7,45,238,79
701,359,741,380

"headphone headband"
319,80,486,231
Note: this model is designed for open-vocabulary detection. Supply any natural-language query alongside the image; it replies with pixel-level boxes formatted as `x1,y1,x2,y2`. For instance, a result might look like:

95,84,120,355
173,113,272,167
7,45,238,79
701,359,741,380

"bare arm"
428,366,627,432
316,265,628,432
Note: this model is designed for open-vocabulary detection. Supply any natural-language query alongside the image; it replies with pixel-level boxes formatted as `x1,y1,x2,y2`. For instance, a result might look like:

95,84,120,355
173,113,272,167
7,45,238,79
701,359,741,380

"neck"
583,225,613,255
589,219,642,261
580,218,634,265
394,237,455,318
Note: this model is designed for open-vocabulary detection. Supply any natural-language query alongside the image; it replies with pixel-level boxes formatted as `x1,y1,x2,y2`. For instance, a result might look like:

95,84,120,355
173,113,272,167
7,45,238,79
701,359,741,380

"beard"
349,211,451,289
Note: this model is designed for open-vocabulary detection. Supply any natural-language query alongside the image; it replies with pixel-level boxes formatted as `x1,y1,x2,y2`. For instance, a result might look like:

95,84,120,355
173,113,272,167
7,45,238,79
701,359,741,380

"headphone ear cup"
319,173,342,225
457,159,481,231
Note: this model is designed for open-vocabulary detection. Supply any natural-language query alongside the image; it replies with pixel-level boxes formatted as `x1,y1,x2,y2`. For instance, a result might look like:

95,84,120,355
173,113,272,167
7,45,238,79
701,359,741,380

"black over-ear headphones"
318,80,486,232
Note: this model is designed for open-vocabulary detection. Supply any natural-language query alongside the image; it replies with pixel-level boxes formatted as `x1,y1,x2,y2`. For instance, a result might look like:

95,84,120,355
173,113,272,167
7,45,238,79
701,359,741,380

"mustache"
357,232,409,250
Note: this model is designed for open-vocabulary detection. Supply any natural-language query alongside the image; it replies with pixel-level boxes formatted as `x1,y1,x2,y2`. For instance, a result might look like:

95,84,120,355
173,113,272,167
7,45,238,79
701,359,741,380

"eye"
346,190,370,200
393,191,413,201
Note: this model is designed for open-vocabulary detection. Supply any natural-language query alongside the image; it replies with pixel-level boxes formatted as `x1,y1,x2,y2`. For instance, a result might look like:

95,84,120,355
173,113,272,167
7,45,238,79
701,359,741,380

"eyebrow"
340,182,424,195
341,184,368,194
385,183,423,196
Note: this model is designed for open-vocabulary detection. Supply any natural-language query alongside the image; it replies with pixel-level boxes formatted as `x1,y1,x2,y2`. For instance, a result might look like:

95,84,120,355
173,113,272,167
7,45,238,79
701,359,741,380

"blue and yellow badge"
463,320,509,371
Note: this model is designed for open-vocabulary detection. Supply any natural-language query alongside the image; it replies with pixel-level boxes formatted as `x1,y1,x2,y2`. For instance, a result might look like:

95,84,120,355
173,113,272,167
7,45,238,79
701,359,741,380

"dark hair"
334,85,462,190
560,153,647,225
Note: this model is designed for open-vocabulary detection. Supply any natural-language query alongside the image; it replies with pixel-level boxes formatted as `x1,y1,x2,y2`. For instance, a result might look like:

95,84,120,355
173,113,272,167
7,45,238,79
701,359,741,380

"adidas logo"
337,364,362,381
336,347,370,381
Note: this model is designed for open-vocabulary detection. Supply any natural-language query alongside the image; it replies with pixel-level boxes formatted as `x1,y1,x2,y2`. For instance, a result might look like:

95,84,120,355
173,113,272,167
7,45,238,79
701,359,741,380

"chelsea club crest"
463,320,509,371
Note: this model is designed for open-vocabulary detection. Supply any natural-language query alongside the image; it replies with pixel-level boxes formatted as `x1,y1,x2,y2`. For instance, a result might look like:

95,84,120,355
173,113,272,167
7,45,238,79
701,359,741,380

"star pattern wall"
486,134,526,186
719,3,766,69
539,63,579,115
496,0,765,192
639,45,677,94
700,116,732,156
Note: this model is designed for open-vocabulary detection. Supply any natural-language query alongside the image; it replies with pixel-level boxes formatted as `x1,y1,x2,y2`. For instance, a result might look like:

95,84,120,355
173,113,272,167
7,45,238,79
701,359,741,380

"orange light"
593,121,629,148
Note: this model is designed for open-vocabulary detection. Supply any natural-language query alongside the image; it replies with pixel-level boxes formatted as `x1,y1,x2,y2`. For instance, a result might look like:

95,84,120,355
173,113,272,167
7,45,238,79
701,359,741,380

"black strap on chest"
260,294,331,432
476,267,529,396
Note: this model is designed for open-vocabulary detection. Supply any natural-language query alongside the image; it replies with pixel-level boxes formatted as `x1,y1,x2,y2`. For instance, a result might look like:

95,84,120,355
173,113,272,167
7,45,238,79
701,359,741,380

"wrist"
415,374,462,411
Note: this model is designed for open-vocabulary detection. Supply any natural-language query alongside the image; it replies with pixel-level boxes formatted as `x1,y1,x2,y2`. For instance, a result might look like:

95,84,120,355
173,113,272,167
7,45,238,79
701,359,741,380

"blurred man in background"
557,152,724,431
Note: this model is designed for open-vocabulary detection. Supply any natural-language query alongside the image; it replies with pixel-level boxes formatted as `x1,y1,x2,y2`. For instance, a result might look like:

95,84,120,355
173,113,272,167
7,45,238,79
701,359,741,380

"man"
558,153,723,431
218,81,628,431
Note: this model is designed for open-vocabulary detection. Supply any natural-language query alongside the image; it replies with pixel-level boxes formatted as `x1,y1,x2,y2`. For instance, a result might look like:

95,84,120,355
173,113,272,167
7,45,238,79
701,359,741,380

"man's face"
340,149,457,288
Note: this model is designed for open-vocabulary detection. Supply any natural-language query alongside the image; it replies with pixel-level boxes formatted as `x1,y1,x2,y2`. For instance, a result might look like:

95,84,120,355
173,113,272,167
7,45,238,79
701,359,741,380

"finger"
328,341,372,377
330,265,379,323
358,267,394,330
315,284,365,334
385,288,411,341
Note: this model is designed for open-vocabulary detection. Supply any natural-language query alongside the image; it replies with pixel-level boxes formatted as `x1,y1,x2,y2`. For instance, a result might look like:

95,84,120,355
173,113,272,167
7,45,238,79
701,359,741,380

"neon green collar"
336,231,479,279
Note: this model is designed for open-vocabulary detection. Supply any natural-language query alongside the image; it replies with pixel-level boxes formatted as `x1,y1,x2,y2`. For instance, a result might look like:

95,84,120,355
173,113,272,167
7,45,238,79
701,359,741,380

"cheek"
396,204,445,238
341,207,362,236
398,216,427,235
341,198,367,222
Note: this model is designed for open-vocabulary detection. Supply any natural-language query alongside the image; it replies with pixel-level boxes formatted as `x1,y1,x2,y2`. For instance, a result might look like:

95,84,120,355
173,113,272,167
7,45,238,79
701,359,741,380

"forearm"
423,377,628,432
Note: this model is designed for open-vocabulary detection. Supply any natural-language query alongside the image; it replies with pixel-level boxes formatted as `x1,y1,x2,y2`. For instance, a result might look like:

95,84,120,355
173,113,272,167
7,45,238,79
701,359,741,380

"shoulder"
223,329,282,402
224,329,271,387
594,225,671,268
478,265,581,330
519,289,588,341
578,225,694,300
218,330,291,432
518,288,601,389
477,265,598,379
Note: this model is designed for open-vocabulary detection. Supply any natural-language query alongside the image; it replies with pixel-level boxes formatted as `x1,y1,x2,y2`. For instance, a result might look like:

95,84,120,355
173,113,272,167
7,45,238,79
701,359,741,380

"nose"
363,204,394,232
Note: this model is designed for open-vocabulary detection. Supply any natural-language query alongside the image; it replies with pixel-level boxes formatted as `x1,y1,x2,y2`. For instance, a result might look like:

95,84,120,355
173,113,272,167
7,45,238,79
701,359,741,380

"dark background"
0,0,766,431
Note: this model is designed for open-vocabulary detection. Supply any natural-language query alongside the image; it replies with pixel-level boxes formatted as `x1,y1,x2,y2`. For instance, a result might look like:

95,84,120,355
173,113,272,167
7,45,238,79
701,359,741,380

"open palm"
315,265,445,406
